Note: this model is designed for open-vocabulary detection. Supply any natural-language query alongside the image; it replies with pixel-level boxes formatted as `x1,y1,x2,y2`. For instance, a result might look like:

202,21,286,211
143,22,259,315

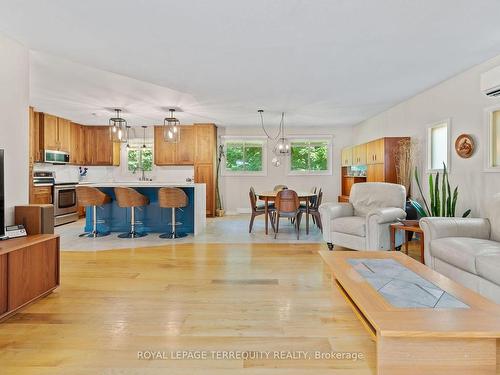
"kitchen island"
80,182,206,236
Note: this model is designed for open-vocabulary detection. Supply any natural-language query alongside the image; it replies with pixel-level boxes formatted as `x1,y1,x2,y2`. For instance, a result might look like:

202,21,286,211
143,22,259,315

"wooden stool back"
76,186,111,207
158,187,188,208
114,187,150,208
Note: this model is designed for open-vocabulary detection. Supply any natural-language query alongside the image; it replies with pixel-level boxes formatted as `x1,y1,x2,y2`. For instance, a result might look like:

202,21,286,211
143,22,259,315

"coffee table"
320,250,500,375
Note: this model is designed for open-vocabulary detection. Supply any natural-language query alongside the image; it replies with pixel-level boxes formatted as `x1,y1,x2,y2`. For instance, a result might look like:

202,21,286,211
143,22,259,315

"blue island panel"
85,187,195,234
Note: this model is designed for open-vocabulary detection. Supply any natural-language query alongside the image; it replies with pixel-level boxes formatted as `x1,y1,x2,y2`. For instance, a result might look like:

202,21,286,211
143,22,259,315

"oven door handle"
34,183,55,187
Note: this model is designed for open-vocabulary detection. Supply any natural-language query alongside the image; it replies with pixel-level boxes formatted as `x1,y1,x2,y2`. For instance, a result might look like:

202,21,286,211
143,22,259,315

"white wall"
0,34,29,225
218,126,353,214
352,55,500,217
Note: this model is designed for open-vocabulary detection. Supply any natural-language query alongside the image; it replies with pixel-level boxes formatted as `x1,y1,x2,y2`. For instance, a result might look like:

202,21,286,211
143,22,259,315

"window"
223,137,266,175
427,120,450,171
289,138,331,175
488,110,500,169
127,147,153,173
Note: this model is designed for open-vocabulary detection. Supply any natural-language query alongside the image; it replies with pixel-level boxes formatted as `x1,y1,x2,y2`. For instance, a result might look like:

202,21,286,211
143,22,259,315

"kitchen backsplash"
33,163,194,183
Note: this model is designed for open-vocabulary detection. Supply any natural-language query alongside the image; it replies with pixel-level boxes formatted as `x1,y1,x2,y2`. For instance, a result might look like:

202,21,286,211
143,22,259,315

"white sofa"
420,194,500,304
319,182,407,251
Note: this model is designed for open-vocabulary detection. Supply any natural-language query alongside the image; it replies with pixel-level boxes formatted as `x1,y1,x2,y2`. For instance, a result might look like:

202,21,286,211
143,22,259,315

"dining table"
256,190,317,235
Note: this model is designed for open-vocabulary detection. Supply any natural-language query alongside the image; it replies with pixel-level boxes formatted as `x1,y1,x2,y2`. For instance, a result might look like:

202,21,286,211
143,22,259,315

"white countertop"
78,181,200,187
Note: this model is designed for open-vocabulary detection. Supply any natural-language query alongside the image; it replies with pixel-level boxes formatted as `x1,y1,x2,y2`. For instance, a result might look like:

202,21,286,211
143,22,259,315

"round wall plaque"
454,134,475,159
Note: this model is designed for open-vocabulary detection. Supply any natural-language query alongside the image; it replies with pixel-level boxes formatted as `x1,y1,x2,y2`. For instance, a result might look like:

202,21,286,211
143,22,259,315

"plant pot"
216,209,225,217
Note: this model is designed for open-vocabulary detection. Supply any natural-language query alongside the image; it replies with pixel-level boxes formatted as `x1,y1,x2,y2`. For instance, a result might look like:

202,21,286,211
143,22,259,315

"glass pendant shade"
274,137,291,155
163,109,181,143
109,109,128,143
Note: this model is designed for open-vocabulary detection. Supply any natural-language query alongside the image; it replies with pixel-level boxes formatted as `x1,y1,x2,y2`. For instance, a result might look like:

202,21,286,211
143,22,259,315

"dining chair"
299,190,323,232
273,189,301,239
273,184,288,191
249,187,275,233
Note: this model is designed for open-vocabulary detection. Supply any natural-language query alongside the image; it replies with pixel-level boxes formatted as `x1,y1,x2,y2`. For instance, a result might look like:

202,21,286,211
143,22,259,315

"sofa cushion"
476,253,500,286
332,216,366,237
430,237,500,274
488,193,500,242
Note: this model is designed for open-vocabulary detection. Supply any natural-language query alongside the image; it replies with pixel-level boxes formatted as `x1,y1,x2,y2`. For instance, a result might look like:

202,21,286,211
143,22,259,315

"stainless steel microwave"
44,150,70,164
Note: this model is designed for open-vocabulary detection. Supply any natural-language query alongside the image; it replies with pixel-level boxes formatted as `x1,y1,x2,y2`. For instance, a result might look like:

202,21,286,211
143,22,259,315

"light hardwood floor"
0,243,376,374
1,242,495,374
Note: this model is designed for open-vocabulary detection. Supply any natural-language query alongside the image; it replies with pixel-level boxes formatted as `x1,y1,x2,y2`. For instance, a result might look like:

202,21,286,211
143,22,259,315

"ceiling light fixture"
141,125,148,148
109,108,128,143
163,108,180,143
258,110,290,167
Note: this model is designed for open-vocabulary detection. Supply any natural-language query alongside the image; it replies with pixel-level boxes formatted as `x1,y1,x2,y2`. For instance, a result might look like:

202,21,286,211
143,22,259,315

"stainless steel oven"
53,183,78,226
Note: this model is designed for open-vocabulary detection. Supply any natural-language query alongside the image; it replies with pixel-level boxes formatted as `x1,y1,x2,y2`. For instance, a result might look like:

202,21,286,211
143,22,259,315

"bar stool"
76,186,112,237
114,187,150,238
158,187,188,239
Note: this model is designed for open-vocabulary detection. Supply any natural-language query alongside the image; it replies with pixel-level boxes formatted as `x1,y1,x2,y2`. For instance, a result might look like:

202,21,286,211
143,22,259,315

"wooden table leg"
390,226,396,251
420,232,425,264
306,197,310,235
404,232,409,255
264,197,269,235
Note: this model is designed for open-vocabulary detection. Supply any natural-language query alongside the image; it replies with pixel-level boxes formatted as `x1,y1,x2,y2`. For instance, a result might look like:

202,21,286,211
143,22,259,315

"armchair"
319,182,406,251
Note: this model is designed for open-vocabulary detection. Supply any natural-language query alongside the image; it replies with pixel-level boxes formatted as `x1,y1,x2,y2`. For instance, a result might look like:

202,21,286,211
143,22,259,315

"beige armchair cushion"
430,237,500,274
332,216,366,237
350,182,406,217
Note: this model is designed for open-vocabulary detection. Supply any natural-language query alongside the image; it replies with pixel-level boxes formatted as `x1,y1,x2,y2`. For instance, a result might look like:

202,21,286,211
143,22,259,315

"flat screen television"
0,149,4,238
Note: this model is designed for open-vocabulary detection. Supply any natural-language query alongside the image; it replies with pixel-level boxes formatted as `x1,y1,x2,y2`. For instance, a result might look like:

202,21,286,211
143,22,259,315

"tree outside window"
225,141,264,172
290,140,329,173
128,147,153,173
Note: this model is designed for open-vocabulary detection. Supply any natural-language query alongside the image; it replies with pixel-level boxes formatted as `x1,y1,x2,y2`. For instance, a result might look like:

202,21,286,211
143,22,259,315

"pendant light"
258,110,290,154
163,108,180,143
141,125,148,148
273,112,290,156
109,109,128,143
125,126,132,148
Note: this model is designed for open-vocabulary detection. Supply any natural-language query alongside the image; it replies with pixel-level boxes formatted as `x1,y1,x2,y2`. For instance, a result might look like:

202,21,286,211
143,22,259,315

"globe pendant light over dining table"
109,108,128,143
258,110,290,167
164,108,180,143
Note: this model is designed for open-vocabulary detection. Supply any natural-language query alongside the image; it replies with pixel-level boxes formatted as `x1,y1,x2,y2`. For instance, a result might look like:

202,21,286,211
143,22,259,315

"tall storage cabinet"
194,124,217,217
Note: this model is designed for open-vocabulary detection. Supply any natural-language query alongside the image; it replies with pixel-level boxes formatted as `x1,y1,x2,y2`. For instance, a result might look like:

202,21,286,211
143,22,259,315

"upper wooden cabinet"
194,124,217,164
40,113,71,153
29,107,42,163
341,147,353,167
154,126,183,165
154,125,197,165
87,126,120,166
176,127,196,164
353,143,367,166
366,138,385,165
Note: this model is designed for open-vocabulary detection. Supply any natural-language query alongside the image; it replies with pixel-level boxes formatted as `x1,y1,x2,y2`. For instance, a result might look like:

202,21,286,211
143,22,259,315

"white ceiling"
2,0,500,127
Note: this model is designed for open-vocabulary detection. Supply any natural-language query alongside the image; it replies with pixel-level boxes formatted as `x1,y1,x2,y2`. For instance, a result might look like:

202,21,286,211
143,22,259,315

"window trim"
484,105,500,172
286,135,333,176
221,136,268,177
426,119,451,173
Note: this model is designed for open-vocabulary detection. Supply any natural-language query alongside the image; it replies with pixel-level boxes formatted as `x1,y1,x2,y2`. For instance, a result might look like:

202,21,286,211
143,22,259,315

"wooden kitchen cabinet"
87,126,120,166
32,186,52,204
154,125,195,165
41,113,59,151
195,124,217,164
40,113,72,152
366,138,385,165
195,163,215,216
57,118,71,153
341,147,353,167
176,126,196,164
29,108,42,163
154,126,177,165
